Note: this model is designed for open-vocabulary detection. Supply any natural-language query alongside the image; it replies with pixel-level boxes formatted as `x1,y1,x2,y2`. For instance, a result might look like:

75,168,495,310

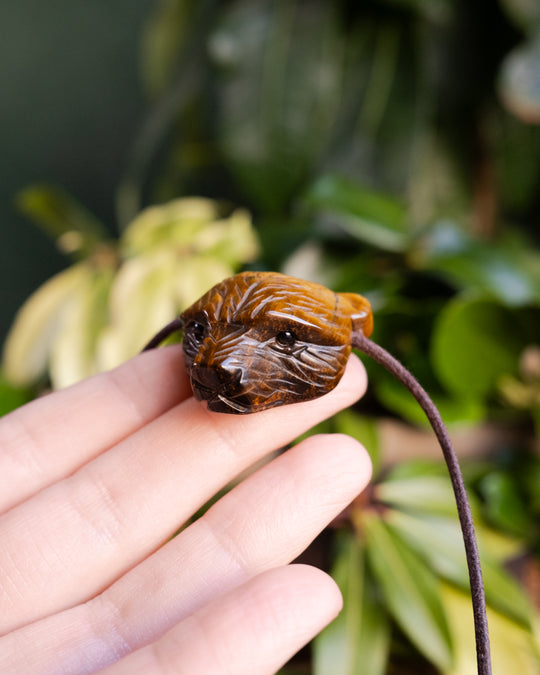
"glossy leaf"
313,532,390,675
431,298,524,398
363,513,454,671
418,224,540,307
304,174,408,252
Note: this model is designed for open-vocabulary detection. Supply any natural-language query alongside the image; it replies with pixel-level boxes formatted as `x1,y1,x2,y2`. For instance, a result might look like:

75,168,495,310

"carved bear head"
180,271,373,413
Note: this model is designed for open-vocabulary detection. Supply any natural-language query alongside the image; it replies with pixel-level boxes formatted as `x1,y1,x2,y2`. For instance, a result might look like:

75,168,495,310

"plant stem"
352,333,492,675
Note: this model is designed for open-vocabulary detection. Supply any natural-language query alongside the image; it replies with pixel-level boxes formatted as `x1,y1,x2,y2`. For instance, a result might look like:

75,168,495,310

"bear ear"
339,292,374,338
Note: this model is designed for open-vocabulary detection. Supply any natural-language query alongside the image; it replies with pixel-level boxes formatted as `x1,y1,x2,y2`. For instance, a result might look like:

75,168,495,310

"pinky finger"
102,565,342,675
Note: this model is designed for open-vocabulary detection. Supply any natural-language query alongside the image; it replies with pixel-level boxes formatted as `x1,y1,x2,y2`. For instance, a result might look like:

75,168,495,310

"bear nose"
189,364,242,402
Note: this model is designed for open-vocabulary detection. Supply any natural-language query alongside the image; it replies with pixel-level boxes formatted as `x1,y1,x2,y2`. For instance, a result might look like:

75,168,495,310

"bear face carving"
180,271,373,414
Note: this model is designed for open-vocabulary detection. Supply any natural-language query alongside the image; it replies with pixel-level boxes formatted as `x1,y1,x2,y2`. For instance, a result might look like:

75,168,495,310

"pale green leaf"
440,584,540,675
375,474,458,517
97,251,179,370
384,509,533,626
313,532,390,675
190,209,259,266
364,513,454,671
122,199,258,268
122,197,220,256
171,255,235,309
2,264,91,386
49,267,114,388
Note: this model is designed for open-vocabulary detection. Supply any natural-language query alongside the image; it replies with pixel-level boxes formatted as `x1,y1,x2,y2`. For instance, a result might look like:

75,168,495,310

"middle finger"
0,356,366,635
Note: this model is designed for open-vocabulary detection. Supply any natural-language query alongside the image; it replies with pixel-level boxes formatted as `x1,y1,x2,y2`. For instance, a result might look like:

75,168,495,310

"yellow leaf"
122,198,220,256
97,250,178,370
441,584,539,675
171,256,234,309
49,267,114,388
190,208,259,263
2,264,90,386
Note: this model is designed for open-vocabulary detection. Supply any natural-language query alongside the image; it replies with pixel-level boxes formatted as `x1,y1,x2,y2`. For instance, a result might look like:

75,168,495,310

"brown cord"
352,333,491,675
142,318,184,351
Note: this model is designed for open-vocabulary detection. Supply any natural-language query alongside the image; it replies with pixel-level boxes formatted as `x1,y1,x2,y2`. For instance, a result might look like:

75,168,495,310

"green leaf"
375,474,458,517
140,0,197,97
209,0,347,213
431,298,524,398
383,459,449,480
304,174,408,252
313,532,390,675
363,513,454,671
385,509,469,585
49,267,114,388
384,509,533,626
0,376,32,416
479,471,532,538
375,371,486,428
16,185,109,259
419,225,540,307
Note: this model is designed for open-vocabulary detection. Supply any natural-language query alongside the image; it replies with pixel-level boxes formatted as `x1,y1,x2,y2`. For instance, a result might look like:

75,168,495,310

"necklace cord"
352,333,492,675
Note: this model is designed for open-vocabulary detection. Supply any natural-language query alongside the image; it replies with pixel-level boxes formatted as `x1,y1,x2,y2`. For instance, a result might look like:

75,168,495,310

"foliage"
3,0,540,672
2,194,258,389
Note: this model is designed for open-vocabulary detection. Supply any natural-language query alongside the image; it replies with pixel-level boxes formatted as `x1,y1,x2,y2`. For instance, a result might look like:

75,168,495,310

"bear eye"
275,330,296,348
190,321,207,343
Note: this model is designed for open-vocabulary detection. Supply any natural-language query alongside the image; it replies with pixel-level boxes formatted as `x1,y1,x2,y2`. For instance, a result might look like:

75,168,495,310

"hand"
0,347,371,674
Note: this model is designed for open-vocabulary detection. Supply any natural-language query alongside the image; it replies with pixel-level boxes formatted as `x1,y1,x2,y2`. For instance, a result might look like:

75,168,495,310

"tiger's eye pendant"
178,271,373,413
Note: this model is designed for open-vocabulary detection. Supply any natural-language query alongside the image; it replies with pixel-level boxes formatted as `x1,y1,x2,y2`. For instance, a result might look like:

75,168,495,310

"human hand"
0,347,371,674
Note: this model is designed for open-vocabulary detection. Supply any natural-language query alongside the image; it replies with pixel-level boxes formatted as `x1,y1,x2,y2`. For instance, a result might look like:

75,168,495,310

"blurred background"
1,1,540,673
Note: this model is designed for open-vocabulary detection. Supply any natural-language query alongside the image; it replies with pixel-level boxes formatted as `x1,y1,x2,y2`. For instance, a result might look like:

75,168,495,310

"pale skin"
0,346,371,675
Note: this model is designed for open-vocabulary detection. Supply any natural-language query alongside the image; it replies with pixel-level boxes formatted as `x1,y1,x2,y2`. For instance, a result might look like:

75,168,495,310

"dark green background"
0,0,153,343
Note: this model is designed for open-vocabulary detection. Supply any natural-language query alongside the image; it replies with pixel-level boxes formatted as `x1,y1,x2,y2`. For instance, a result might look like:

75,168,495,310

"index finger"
0,346,190,512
